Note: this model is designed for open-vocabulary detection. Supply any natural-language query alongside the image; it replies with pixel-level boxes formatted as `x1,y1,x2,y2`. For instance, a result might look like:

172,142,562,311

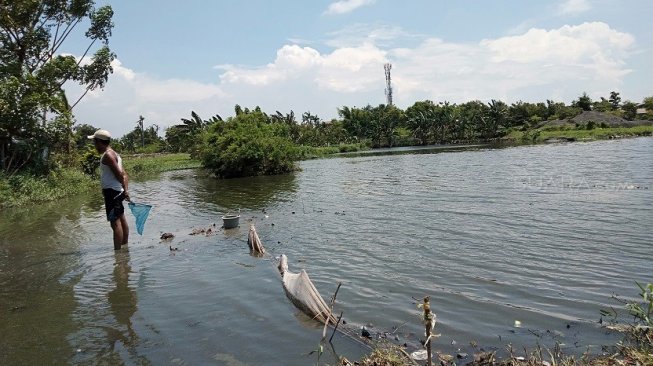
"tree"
621,101,637,121
640,96,653,120
164,111,223,154
485,99,508,137
301,111,321,127
165,125,192,153
338,105,374,141
73,123,98,148
119,120,163,153
593,98,612,113
373,104,403,147
546,100,567,120
405,100,436,145
609,91,621,110
507,101,529,127
573,92,592,111
199,111,298,178
0,0,115,173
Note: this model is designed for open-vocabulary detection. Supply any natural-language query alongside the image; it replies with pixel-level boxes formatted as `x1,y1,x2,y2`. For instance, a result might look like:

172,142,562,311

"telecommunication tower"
384,63,393,106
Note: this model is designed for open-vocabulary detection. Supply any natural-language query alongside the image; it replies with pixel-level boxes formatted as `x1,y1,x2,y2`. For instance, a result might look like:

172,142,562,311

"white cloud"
559,0,591,15
67,22,638,137
326,23,424,48
391,22,633,103
64,59,226,135
218,43,386,94
324,0,375,15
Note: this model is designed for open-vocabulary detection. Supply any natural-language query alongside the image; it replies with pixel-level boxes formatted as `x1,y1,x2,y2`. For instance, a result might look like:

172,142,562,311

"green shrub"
586,121,596,130
199,112,299,178
80,146,100,177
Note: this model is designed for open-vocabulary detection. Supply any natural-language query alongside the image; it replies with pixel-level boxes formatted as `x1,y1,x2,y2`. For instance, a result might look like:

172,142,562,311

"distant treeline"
4,90,653,179
70,91,647,178
103,91,651,156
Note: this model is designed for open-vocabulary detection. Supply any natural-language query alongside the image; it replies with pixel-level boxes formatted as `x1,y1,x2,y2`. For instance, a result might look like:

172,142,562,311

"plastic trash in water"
411,349,428,361
128,202,152,235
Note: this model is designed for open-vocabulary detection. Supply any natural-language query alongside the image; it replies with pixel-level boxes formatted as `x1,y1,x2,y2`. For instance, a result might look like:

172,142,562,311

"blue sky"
63,0,653,136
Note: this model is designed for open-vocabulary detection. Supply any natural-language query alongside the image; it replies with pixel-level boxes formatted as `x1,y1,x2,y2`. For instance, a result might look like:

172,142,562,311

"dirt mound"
542,111,653,128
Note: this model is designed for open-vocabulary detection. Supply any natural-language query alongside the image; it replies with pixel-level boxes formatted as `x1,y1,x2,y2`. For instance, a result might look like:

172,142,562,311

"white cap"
87,129,111,141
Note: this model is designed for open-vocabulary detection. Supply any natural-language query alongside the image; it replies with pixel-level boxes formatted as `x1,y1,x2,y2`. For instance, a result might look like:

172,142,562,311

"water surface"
1,138,651,365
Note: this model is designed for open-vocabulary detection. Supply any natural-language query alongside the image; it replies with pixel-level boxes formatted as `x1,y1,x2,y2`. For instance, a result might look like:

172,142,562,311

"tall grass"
297,143,368,159
0,169,96,209
1,153,202,208
122,153,201,178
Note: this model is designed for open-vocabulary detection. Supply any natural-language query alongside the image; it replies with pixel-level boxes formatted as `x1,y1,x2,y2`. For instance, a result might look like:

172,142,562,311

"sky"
62,0,653,136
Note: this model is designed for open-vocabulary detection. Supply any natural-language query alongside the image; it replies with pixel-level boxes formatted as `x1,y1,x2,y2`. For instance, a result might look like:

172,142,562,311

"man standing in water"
89,129,130,250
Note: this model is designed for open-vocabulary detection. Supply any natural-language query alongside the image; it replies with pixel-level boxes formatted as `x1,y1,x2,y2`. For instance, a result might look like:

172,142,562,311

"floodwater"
1,138,652,365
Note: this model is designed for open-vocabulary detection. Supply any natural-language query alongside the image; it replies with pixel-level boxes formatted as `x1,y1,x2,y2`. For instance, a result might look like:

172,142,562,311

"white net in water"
247,225,266,256
278,254,336,325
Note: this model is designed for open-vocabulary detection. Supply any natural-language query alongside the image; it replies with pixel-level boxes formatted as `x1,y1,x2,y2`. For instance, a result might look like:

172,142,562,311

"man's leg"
119,214,129,245
111,219,124,250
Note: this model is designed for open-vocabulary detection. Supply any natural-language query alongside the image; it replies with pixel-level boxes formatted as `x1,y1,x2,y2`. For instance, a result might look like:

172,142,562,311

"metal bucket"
222,215,240,229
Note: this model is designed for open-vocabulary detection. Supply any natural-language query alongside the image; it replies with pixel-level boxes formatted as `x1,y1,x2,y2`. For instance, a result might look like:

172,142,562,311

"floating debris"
190,227,206,236
411,349,428,361
160,233,174,240
169,246,179,252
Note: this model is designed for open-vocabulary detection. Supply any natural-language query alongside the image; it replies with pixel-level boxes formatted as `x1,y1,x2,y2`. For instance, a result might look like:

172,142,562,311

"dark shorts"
103,189,125,222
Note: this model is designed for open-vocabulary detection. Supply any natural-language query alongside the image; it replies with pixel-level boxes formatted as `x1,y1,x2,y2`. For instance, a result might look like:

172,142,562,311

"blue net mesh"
128,202,152,235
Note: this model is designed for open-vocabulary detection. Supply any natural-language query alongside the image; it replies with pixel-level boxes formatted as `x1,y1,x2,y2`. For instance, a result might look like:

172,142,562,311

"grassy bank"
0,169,96,209
0,153,201,209
504,125,653,144
343,337,652,366
297,143,369,159
122,153,202,178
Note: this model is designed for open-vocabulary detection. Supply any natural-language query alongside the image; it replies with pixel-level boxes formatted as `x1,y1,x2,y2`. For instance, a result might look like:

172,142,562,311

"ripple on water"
2,138,652,364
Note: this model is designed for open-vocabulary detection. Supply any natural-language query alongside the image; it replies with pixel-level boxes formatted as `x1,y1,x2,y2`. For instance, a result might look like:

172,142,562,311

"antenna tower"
384,63,393,106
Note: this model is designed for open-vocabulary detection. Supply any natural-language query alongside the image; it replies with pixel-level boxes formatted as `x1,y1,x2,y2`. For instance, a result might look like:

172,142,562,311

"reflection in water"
193,173,298,210
107,250,138,353
0,194,94,365
339,144,486,158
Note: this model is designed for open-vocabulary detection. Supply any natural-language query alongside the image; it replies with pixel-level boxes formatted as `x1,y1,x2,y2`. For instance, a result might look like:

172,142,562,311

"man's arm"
102,150,130,200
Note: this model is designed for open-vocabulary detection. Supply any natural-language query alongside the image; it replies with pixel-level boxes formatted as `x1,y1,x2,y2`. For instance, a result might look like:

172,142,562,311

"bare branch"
69,86,91,111
52,19,81,55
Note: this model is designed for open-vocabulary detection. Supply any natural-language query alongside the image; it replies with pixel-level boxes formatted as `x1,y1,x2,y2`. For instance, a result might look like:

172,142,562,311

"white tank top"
100,150,124,191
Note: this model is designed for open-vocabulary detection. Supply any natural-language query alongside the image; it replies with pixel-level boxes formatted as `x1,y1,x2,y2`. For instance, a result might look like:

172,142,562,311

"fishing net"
278,255,336,325
247,225,266,256
128,202,152,235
